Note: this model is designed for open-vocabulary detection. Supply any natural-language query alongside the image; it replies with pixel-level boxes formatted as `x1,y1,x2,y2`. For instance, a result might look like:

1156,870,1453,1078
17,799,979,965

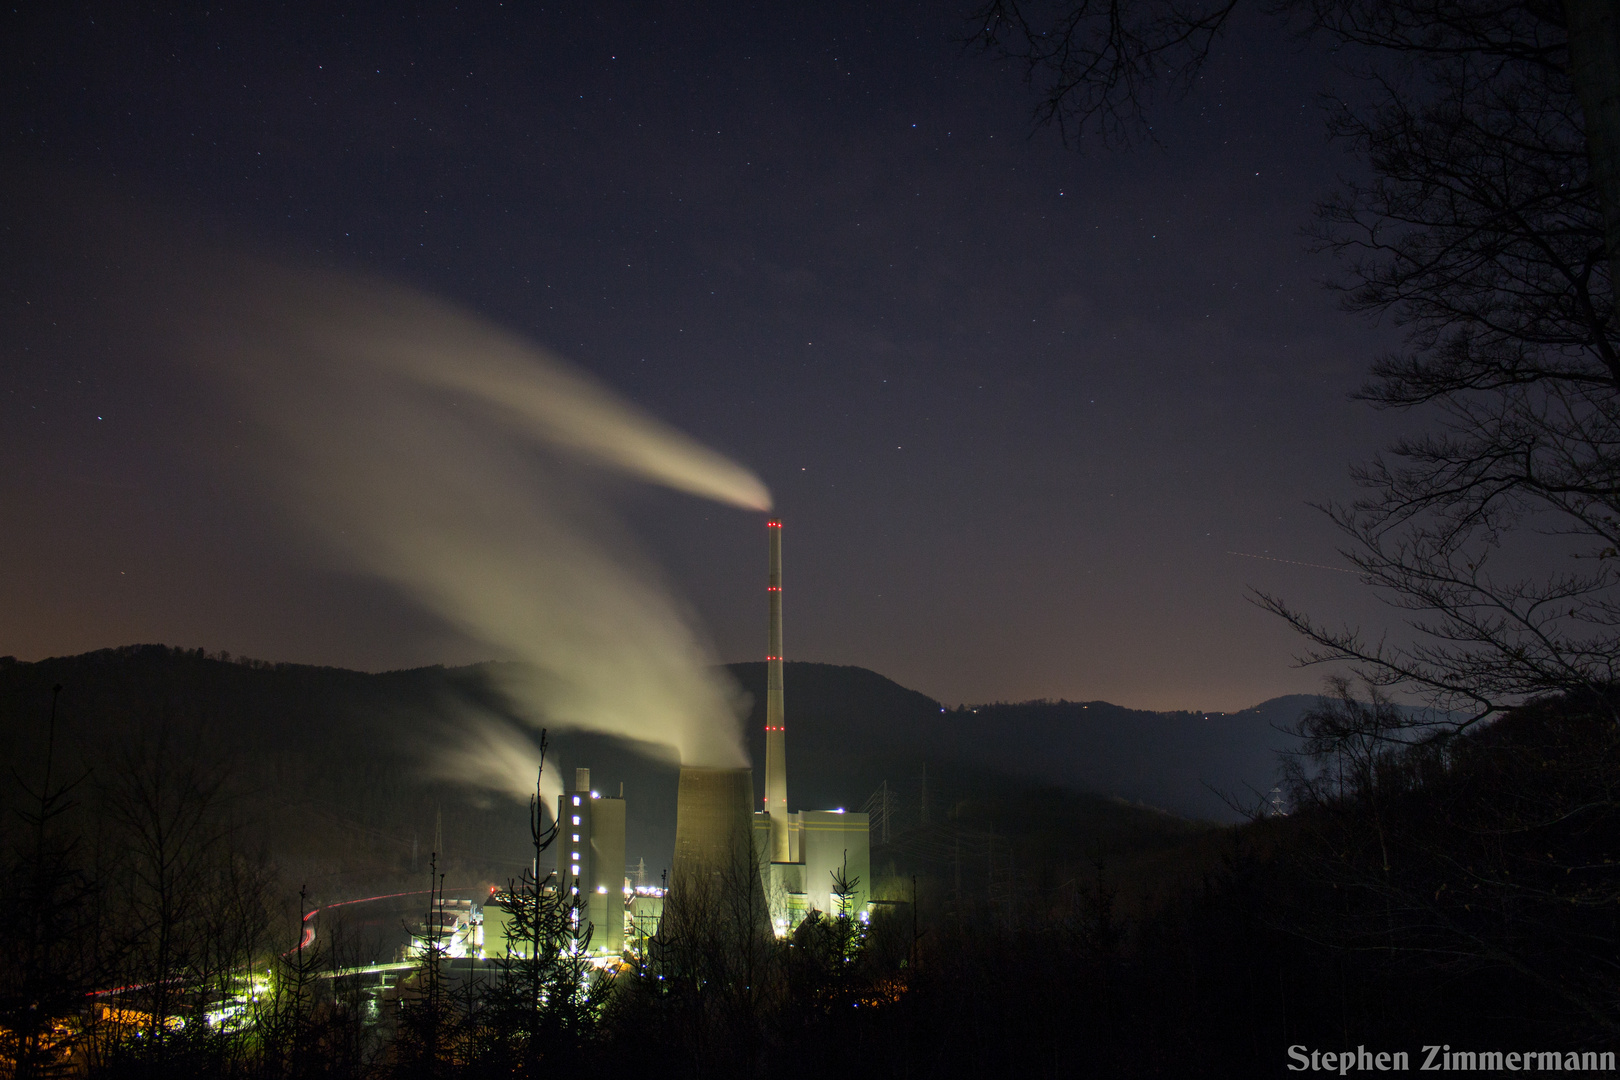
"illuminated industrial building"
753,808,870,931
482,764,642,962
408,898,479,959
479,767,625,960
627,888,665,956
557,766,626,956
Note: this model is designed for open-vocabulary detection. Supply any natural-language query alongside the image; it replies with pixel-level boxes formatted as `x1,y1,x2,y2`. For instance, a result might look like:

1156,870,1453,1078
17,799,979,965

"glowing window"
572,833,579,842
572,795,580,806
572,815,580,825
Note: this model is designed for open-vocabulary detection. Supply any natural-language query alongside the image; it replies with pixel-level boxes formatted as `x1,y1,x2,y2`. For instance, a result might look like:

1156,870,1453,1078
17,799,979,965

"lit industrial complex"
481,518,870,960
671,519,871,937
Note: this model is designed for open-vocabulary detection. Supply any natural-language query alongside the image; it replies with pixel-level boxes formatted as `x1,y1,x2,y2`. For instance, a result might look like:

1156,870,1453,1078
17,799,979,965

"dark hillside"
1,649,1318,905
0,646,536,904
941,697,1307,820
732,660,946,812
732,661,1310,821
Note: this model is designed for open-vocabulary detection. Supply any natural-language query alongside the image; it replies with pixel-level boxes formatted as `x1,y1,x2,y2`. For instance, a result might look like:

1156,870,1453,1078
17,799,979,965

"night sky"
1,2,1405,711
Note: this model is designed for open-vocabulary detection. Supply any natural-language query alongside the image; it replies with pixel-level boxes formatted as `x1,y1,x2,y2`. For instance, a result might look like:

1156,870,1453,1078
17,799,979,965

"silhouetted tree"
470,737,604,1078
784,858,868,1038
1281,681,1620,1037
82,725,270,1078
978,3,1620,732
610,832,777,1078
393,859,466,1080
255,888,376,1080
0,685,101,1079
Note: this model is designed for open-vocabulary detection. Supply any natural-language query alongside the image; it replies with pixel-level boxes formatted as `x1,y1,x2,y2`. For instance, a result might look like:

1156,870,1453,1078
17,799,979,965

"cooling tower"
671,765,758,888
668,765,770,939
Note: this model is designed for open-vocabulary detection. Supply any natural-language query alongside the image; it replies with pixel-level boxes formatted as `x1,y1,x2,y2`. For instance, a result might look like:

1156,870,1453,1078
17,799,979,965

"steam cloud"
177,257,767,785
436,713,565,812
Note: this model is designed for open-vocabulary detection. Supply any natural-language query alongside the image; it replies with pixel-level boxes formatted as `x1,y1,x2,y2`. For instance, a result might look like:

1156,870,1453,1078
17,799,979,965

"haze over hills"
0,647,1311,900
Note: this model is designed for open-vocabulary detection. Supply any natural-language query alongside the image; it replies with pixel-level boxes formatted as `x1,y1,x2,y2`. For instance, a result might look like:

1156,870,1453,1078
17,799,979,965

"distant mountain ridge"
729,661,1310,822
0,648,1316,891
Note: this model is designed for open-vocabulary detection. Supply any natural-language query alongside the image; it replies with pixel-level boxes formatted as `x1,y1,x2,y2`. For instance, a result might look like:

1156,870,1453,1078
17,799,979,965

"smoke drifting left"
19,189,768,787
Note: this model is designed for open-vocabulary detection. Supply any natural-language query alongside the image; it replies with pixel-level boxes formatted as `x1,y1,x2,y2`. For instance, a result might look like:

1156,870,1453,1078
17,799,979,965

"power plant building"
557,767,625,956
752,809,871,930
672,766,760,889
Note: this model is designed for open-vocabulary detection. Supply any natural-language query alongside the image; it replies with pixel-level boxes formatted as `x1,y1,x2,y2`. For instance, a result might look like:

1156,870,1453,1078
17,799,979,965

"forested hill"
0,647,1312,892
0,645,536,900
730,661,1308,822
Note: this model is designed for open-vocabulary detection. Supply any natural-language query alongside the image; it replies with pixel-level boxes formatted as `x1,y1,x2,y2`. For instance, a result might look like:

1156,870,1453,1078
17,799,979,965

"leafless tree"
623,833,779,1077
1279,678,1620,1035
255,888,377,1080
978,1,1620,730
970,0,1240,147
978,8,1620,1035
0,685,103,1080
91,724,273,1073
1261,7,1620,727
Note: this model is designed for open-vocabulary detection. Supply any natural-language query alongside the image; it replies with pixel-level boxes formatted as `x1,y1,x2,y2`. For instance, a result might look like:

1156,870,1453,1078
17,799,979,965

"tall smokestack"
765,519,789,862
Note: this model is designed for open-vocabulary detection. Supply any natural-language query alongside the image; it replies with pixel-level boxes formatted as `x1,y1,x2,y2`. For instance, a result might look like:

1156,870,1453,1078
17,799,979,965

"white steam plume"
434,714,564,814
180,257,765,774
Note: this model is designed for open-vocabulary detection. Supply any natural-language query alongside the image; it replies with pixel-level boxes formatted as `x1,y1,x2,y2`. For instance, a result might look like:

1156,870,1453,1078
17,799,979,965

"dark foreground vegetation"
3,668,1617,1079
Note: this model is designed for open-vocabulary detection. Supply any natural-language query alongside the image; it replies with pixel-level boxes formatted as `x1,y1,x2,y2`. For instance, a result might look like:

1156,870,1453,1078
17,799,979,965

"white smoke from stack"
230,266,771,512
170,255,763,775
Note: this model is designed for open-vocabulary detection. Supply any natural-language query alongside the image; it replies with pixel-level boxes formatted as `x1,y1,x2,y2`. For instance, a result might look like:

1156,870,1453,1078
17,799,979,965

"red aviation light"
767,586,781,591
767,520,782,528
